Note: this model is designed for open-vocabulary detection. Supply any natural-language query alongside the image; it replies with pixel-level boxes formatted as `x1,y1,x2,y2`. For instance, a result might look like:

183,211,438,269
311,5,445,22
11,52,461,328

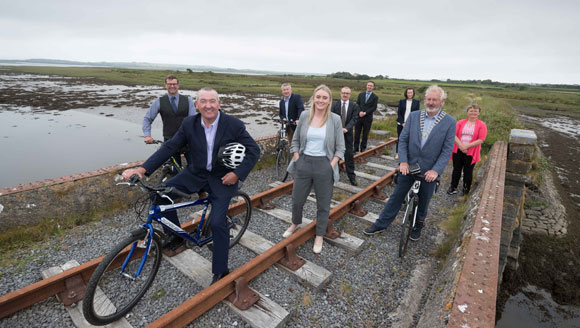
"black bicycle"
149,139,184,184
272,116,293,182
82,176,251,325
397,167,440,257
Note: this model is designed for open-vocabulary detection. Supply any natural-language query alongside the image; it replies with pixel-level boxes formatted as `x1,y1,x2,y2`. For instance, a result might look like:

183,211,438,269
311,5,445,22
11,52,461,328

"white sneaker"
312,237,323,254
282,225,298,238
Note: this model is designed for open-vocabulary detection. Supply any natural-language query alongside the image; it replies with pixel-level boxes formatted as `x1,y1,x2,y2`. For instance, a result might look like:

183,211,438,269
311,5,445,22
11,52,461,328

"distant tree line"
327,71,388,80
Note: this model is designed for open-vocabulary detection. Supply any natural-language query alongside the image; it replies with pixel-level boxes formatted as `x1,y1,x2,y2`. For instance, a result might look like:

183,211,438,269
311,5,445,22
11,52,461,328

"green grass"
0,200,127,266
434,202,467,261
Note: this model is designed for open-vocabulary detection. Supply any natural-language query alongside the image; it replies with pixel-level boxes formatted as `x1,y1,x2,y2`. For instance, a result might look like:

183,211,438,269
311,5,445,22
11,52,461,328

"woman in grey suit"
284,85,345,253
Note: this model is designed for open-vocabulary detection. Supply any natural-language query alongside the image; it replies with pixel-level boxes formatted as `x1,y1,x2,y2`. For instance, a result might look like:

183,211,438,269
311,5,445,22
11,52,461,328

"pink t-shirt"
460,123,475,144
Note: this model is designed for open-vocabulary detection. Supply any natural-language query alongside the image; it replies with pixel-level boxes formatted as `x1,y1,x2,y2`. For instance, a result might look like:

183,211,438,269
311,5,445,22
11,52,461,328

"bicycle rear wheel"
276,145,290,182
82,227,162,325
398,198,417,258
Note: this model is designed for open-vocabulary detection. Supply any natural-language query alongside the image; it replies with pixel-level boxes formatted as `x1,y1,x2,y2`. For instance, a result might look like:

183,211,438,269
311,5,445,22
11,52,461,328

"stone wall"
0,135,278,233
498,129,537,284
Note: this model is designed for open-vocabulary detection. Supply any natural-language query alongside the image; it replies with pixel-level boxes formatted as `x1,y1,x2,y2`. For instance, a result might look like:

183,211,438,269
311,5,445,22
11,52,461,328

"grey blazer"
287,111,345,181
398,110,456,175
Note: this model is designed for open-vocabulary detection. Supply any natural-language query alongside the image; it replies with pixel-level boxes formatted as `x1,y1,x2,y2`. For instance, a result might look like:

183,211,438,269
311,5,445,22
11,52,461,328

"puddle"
496,285,580,328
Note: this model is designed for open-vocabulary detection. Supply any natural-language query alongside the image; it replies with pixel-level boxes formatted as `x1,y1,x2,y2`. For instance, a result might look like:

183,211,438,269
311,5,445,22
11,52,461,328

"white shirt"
404,100,412,123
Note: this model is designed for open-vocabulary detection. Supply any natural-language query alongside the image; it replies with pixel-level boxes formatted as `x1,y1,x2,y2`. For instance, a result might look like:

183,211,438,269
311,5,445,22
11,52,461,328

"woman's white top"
304,124,327,156
404,100,413,123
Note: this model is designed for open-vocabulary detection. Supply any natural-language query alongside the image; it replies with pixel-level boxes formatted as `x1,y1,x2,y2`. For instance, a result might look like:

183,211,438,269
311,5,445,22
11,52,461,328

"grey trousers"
292,155,334,236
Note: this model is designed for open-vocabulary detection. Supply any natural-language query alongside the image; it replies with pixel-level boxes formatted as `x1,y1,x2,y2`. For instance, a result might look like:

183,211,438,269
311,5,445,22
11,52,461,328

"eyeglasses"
166,83,178,86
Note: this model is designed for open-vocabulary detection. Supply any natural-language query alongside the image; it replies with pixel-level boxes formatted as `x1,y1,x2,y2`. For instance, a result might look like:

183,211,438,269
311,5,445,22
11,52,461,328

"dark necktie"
341,102,346,127
171,96,177,113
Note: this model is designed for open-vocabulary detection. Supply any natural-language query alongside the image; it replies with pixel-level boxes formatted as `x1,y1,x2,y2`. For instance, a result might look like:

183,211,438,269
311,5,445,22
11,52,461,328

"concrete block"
509,129,537,145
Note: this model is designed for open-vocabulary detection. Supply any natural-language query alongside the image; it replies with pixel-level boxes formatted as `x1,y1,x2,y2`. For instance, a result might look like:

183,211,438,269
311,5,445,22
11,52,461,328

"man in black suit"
331,86,359,186
279,83,305,142
122,87,260,284
354,81,379,152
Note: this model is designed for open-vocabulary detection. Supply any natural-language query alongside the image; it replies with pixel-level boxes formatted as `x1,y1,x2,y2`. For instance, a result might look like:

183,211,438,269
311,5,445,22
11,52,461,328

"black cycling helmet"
218,142,246,169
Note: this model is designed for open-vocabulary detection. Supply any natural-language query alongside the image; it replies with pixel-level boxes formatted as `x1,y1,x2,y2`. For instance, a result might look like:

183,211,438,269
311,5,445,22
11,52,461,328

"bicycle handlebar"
128,175,191,199
271,115,296,126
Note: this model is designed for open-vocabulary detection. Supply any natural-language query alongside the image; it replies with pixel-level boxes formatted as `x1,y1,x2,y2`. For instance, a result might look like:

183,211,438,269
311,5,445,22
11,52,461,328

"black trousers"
396,124,404,153
343,132,355,179
451,151,475,190
354,116,372,152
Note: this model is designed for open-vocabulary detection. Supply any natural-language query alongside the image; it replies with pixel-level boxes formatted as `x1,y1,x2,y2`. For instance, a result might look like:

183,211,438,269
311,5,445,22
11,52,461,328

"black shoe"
162,235,184,251
447,187,458,195
409,221,424,241
363,224,386,235
461,186,470,196
349,177,358,186
211,270,230,285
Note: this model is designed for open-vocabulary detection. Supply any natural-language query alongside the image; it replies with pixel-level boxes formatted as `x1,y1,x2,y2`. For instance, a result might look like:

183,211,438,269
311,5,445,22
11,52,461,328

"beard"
426,106,441,114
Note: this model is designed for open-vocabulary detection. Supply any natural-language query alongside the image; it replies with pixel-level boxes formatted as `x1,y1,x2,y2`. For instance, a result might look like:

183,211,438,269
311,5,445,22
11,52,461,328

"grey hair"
196,87,220,101
425,85,446,101
281,83,291,89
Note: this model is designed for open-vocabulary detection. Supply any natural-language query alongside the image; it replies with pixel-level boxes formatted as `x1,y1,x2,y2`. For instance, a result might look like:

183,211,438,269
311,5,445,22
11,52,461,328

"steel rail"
147,163,396,327
0,140,395,323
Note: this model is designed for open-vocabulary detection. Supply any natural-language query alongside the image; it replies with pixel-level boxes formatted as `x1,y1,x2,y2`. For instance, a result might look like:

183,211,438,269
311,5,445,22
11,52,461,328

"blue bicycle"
82,176,251,325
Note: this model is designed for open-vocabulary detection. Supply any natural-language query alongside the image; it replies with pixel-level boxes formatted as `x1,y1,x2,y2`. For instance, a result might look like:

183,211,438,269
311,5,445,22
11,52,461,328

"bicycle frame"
120,197,213,279
401,179,421,228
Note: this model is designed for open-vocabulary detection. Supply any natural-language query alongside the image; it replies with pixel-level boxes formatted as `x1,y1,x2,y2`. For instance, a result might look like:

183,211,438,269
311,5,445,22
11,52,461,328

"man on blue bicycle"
123,87,260,284
363,85,456,241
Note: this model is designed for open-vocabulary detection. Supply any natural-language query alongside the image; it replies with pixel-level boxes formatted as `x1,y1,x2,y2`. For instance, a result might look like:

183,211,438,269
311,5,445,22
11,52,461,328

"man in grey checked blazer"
363,85,456,241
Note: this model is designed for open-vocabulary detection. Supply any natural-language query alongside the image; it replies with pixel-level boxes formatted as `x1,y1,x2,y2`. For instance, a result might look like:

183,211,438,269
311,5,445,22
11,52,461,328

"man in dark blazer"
364,85,456,241
331,86,359,185
279,83,305,142
122,87,260,284
354,81,379,152
396,87,421,159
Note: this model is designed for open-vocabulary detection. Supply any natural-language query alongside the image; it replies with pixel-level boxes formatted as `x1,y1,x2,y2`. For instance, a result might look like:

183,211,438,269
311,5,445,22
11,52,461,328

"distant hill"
0,58,323,76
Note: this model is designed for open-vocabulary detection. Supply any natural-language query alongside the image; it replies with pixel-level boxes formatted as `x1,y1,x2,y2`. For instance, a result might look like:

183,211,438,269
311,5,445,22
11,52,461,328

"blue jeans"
374,173,437,229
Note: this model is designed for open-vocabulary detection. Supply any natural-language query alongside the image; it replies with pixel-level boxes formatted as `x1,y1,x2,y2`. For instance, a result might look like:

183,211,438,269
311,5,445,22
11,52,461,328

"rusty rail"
0,140,396,322
148,162,396,327
447,141,508,327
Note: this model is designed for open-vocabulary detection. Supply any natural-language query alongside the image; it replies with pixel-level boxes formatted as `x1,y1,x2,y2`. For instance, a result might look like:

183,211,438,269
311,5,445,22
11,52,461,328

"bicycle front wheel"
82,228,162,325
398,198,416,258
276,146,290,181
227,191,251,248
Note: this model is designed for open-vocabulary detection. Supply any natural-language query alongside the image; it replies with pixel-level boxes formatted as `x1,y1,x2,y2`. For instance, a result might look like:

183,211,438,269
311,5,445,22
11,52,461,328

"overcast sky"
1,0,579,84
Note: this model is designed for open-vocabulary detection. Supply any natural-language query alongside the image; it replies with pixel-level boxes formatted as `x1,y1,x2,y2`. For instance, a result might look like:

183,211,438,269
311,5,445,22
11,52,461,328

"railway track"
1,138,444,327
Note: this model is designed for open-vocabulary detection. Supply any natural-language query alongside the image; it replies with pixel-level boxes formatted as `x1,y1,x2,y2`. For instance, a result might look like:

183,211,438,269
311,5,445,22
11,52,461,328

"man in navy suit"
354,81,379,152
331,86,359,186
122,87,260,284
279,83,305,142
363,85,455,241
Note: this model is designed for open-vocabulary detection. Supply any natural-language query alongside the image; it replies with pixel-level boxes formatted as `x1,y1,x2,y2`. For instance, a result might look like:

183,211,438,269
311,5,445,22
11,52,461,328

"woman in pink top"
447,105,487,195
